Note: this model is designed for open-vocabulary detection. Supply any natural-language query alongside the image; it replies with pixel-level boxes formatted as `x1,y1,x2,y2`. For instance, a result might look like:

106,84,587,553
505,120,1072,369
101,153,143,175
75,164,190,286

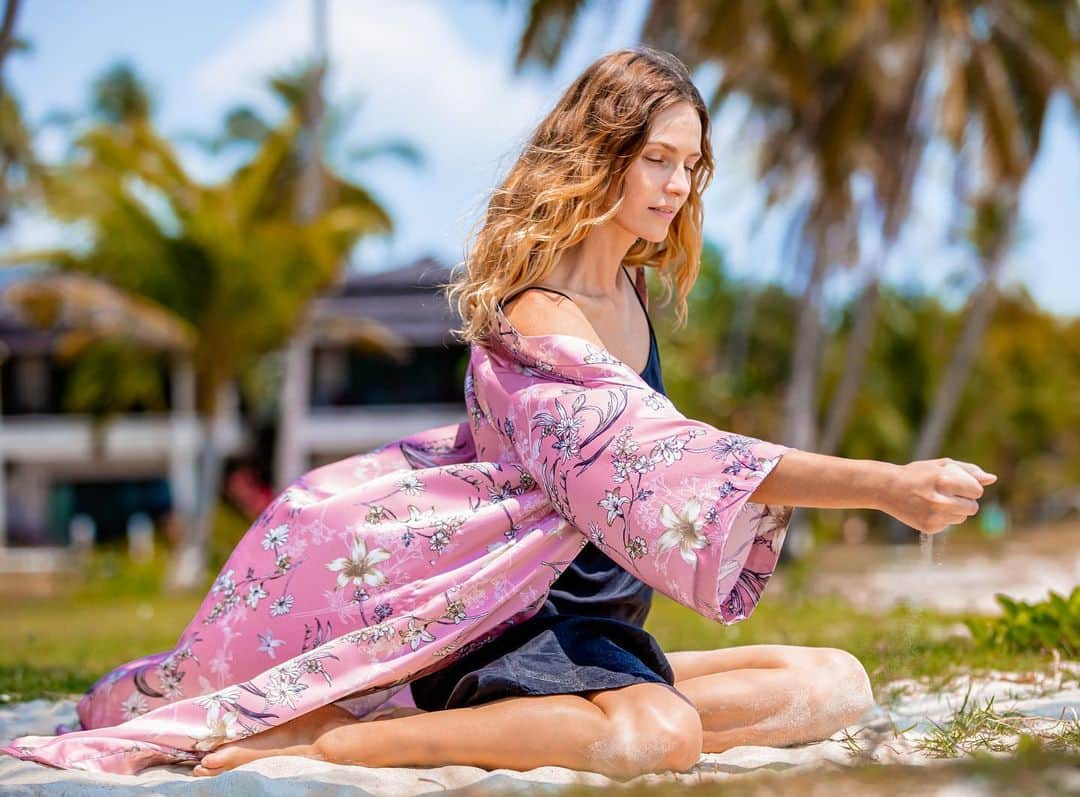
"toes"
200,752,223,768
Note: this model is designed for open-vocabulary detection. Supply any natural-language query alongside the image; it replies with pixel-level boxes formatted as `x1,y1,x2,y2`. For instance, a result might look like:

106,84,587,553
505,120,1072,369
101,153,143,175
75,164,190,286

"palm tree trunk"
0,0,23,107
779,248,829,561
914,254,1004,461
884,245,1007,542
165,381,231,592
724,282,760,384
274,0,328,491
783,249,828,452
818,268,882,456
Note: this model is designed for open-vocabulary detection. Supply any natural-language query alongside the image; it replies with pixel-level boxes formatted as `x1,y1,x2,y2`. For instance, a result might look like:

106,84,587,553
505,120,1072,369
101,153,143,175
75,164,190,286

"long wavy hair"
442,46,714,347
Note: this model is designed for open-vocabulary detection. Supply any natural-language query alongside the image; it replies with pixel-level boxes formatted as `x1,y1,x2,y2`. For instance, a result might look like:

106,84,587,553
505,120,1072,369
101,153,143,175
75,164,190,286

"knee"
602,693,703,778
808,648,875,727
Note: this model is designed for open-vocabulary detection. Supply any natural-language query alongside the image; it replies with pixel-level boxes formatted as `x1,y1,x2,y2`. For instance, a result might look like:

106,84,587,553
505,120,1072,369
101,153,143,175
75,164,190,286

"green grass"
644,589,1066,702
2,593,204,701
1,547,1071,704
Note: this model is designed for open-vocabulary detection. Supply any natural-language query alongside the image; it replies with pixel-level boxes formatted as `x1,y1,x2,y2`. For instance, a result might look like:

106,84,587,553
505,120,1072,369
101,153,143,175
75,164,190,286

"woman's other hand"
882,458,997,535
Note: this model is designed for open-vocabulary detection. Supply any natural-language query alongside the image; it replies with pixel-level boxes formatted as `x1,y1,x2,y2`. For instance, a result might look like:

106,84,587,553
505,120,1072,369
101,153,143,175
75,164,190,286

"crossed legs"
192,644,875,778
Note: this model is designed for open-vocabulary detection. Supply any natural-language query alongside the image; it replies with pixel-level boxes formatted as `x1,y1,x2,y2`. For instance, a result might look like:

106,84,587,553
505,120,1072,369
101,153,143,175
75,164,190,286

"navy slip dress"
409,267,690,711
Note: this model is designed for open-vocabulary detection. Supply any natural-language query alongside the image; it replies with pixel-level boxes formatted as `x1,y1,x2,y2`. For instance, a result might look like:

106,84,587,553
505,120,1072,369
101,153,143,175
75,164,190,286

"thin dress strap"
622,266,650,317
499,285,574,310
628,266,648,312
505,269,646,313
502,274,654,373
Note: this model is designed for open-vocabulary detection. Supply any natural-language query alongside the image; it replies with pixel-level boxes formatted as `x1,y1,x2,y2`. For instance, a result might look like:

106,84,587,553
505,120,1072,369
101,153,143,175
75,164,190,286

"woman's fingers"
948,496,980,516
940,462,989,500
951,460,997,485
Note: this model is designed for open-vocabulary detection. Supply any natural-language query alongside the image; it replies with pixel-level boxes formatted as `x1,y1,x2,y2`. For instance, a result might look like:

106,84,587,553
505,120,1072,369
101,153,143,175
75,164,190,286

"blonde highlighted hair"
442,46,714,347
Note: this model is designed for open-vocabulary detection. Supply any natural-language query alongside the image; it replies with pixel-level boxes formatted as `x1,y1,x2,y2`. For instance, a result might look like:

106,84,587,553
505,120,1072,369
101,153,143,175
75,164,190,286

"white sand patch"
3,670,1078,795
808,543,1080,615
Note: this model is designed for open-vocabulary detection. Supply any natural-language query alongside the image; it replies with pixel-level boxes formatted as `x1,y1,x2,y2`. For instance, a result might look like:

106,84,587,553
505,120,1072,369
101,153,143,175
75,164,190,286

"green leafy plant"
965,588,1080,658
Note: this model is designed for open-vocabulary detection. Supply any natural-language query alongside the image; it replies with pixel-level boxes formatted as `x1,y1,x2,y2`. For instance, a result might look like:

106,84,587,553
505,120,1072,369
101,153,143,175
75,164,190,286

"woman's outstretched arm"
749,451,997,535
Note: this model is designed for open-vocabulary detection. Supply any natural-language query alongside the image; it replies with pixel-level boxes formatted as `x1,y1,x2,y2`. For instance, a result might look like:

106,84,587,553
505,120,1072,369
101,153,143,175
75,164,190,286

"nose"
665,167,691,201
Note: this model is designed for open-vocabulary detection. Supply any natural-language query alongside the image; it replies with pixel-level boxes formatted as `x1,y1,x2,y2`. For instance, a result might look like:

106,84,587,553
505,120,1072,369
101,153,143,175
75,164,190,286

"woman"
4,47,995,779
190,46,992,777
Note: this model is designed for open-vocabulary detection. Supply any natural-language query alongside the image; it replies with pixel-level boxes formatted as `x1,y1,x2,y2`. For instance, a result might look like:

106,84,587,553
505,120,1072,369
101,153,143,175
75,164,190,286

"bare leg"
193,682,700,779
667,644,875,752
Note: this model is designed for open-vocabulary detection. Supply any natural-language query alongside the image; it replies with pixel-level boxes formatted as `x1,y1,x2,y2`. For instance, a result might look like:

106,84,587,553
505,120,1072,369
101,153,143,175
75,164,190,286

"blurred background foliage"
655,240,1080,541
0,0,1076,579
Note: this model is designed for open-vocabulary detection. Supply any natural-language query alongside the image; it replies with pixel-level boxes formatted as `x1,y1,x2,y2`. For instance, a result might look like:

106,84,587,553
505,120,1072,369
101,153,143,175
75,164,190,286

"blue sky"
5,0,1078,318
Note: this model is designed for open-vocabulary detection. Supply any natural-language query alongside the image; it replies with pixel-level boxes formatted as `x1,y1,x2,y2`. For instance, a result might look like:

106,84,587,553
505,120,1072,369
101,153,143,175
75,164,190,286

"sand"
2,669,1077,796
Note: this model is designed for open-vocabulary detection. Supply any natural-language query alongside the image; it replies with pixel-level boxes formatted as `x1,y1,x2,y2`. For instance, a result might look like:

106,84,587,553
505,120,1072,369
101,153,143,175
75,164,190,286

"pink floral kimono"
2,302,795,774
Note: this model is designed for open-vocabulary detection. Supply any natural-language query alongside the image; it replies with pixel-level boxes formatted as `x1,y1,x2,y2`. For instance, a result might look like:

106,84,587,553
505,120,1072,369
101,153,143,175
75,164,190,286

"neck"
548,222,638,301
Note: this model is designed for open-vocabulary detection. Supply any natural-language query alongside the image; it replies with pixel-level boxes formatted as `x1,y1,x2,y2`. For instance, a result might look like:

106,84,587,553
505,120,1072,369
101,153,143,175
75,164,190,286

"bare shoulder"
501,289,605,348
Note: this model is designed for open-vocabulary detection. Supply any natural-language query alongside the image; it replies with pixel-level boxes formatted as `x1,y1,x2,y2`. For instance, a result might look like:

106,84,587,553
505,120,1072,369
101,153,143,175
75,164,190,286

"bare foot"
192,703,355,777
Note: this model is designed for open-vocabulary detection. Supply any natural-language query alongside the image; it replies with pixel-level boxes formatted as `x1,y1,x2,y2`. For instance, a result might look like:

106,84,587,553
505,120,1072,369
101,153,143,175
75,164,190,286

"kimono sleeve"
503,379,796,624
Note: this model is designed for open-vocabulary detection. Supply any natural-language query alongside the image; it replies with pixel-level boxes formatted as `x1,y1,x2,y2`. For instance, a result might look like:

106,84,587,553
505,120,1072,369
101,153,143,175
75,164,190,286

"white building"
0,257,468,574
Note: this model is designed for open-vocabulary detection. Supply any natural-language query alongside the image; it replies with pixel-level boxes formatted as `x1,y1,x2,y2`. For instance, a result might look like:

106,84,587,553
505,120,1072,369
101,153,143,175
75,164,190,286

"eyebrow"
647,141,702,159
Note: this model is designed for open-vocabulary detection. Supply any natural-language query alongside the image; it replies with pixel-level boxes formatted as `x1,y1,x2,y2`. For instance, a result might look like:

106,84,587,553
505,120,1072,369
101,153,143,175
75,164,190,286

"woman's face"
613,100,703,244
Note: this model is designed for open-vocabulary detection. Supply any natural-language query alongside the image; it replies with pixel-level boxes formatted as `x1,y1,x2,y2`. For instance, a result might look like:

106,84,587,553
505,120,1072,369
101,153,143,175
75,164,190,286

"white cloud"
192,0,554,269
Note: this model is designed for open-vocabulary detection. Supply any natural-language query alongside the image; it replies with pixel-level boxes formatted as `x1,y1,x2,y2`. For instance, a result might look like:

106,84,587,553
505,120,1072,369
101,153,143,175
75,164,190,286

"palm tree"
0,0,38,228
0,0,23,101
511,0,1080,545
0,78,36,227
188,49,425,489
2,69,396,588
188,68,423,232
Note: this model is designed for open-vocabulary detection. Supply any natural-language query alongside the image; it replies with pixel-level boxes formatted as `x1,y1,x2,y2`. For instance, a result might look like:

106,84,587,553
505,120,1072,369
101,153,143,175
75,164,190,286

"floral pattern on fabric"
1,302,794,773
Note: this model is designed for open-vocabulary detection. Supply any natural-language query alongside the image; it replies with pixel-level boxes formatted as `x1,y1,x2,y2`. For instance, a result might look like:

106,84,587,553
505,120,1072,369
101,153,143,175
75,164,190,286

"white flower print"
262,523,289,550
326,535,391,589
269,594,295,616
652,434,688,465
398,473,424,495
657,497,709,565
612,459,632,483
348,621,395,646
598,487,630,526
643,392,668,411
405,504,437,526
197,704,242,750
120,691,148,721
553,401,583,440
400,618,436,651
444,598,467,624
711,434,754,459
245,584,268,609
196,687,241,709
208,648,232,680
612,428,639,458
365,505,388,525
627,536,649,560
211,568,235,595
429,529,451,554
263,669,308,709
156,666,184,699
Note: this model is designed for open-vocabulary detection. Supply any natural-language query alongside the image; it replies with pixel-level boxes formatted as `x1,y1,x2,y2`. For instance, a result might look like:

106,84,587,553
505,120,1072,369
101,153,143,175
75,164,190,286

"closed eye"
648,156,696,173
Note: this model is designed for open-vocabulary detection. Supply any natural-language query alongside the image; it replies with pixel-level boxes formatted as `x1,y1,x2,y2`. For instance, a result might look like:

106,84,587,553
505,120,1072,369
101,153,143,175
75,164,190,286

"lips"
649,206,676,217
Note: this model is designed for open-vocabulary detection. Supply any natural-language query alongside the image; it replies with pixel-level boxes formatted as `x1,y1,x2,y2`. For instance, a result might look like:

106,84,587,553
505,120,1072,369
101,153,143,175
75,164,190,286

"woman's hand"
880,458,997,535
